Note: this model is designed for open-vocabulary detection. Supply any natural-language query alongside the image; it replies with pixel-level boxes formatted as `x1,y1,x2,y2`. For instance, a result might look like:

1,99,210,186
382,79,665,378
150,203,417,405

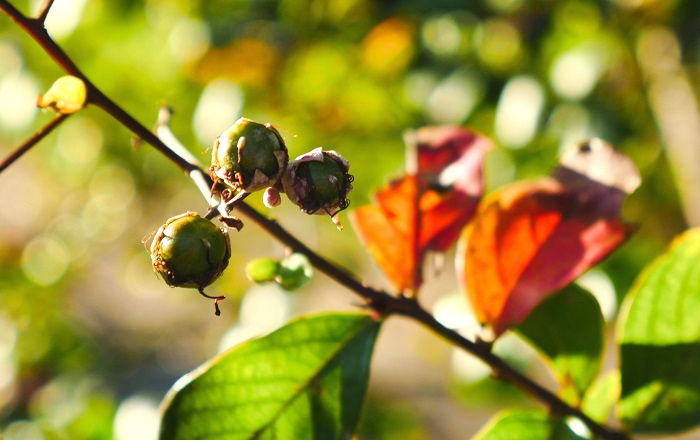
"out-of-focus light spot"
0,166,44,244
80,199,131,242
31,377,92,430
48,213,88,260
403,70,438,109
168,18,210,64
361,17,416,76
0,357,16,392
88,164,135,213
487,0,524,13
0,42,22,77
566,416,592,438
612,0,646,8
494,332,537,363
0,315,16,359
192,79,243,146
57,116,102,167
547,103,591,149
239,284,290,332
40,0,88,39
21,234,70,286
0,72,38,131
577,269,617,321
445,300,539,380
0,315,17,394
3,420,44,440
550,45,604,100
113,395,160,440
495,75,544,148
475,19,522,73
218,324,260,353
484,148,516,191
637,27,681,78
433,292,479,331
196,38,280,86
451,345,490,383
426,69,484,123
123,253,167,300
422,15,461,57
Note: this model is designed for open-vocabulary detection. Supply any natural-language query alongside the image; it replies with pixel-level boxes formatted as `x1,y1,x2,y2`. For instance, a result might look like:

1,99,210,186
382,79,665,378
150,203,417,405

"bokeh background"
0,0,699,438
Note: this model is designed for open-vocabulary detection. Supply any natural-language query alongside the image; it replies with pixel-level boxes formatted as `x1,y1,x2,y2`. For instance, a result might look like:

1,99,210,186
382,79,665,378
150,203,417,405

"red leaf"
351,126,490,294
457,139,641,335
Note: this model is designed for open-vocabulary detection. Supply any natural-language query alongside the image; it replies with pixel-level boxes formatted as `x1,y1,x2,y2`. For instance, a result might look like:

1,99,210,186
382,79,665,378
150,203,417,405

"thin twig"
0,112,68,173
0,2,629,439
34,0,54,24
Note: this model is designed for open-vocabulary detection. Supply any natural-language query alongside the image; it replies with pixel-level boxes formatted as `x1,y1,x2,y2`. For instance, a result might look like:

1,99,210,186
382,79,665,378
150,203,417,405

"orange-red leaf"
457,139,641,335
351,127,490,294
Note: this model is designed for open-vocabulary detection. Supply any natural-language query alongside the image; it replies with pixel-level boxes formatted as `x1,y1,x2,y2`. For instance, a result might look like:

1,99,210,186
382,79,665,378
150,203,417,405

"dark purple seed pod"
281,147,353,227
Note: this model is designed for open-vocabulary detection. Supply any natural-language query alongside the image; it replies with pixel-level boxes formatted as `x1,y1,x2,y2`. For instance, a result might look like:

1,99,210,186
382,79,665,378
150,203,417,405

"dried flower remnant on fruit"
281,147,353,228
37,75,87,114
210,118,288,195
150,212,230,315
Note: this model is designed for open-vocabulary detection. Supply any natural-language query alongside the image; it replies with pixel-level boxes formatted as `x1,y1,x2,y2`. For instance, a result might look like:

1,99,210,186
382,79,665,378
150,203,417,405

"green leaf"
245,257,280,283
159,313,381,439
515,285,604,400
581,370,620,423
474,409,586,440
276,253,313,290
618,229,700,433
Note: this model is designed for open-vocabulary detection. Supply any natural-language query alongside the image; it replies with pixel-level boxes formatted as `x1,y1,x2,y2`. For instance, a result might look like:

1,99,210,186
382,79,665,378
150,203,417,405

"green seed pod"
150,212,231,288
210,118,288,193
281,147,353,219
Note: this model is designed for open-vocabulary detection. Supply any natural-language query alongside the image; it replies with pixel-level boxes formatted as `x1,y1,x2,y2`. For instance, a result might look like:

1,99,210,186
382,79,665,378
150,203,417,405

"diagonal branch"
0,2,629,439
0,112,68,173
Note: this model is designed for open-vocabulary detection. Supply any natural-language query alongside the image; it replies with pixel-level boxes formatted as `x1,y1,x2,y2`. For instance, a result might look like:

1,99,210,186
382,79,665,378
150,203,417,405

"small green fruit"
276,253,313,290
245,257,280,283
150,212,231,288
281,147,353,219
210,118,288,193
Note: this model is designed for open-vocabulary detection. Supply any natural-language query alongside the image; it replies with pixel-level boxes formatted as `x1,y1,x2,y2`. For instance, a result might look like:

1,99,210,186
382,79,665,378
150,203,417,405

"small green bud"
276,253,313,290
245,257,280,283
210,117,288,193
281,147,353,223
150,212,231,288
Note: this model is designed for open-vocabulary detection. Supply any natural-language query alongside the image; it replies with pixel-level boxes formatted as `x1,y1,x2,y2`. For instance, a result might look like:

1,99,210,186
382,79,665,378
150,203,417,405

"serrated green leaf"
581,370,620,423
515,285,604,401
159,313,381,440
245,257,280,283
618,229,700,433
474,409,586,440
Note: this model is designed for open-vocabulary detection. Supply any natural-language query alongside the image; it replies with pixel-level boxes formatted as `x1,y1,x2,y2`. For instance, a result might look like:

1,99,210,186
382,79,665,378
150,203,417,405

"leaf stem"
0,112,68,174
0,2,629,438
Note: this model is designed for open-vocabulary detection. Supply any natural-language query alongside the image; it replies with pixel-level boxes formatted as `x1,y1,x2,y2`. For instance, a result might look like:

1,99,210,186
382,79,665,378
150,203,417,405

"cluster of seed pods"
148,118,353,314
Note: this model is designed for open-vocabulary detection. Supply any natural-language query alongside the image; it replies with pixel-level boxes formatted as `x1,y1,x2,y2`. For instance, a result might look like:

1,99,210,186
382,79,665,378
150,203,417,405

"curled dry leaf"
351,126,491,295
457,139,641,336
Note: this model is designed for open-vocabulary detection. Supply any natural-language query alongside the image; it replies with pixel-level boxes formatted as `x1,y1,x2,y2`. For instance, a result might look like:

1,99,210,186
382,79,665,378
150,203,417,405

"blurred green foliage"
0,0,698,438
